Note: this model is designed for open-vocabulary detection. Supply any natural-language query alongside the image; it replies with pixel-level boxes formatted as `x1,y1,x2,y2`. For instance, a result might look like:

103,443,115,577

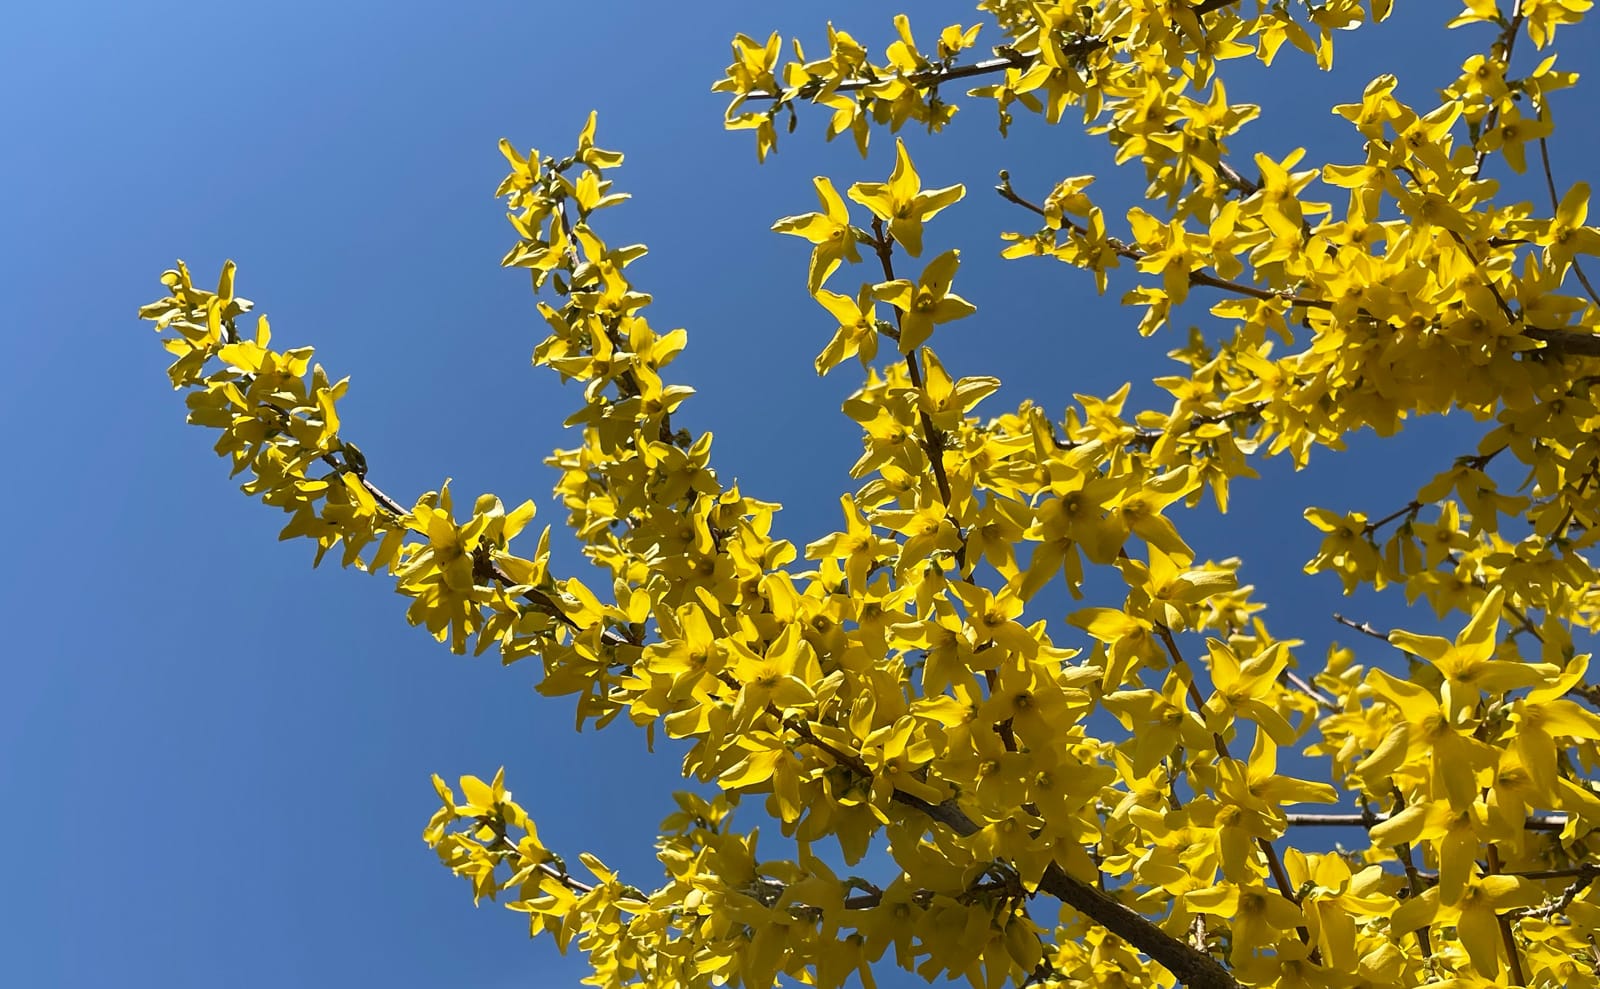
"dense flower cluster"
140,2,1600,988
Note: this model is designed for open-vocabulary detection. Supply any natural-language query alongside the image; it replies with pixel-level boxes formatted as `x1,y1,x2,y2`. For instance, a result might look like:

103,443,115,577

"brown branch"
1486,844,1529,987
486,827,597,896
1281,669,1338,711
784,714,874,778
1358,450,1493,543
1216,158,1260,197
739,52,1035,104
1390,166,1521,333
867,219,954,510
866,218,968,574
1361,500,1421,536
1332,614,1389,641
1512,865,1600,920
220,348,632,656
1129,403,1271,449
1524,326,1600,357
1039,862,1239,989
1502,597,1545,644
998,175,1600,360
1387,789,1434,957
838,873,1019,912
1472,12,1527,177
309,441,631,648
549,191,677,444
781,703,1240,989
1284,812,1568,831
1050,402,1269,452
1462,570,1545,644
1504,864,1600,882
985,666,1020,753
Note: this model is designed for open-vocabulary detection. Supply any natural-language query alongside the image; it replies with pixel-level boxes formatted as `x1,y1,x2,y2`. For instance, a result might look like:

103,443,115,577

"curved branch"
881,789,1241,989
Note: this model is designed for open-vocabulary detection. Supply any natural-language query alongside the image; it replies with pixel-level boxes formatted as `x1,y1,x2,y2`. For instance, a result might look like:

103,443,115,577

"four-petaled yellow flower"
1390,873,1541,978
1546,181,1600,277
847,138,964,257
873,249,976,352
812,283,881,374
1388,586,1553,719
773,176,863,294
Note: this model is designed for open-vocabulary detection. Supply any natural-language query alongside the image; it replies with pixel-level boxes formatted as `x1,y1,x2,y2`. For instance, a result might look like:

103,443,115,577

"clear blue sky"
3,2,1596,986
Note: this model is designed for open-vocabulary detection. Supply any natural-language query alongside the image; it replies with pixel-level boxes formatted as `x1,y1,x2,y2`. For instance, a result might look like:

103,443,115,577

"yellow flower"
728,625,819,728
811,283,881,374
1511,652,1600,797
773,176,863,294
573,110,623,170
1477,103,1553,173
873,249,976,351
1388,587,1552,718
1545,181,1600,277
1520,0,1593,48
1390,874,1541,978
1186,883,1305,954
1203,640,1301,746
848,138,964,257
805,494,896,592
1357,668,1494,809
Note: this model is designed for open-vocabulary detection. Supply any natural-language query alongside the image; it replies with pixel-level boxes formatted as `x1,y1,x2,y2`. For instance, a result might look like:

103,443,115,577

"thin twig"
1284,812,1567,830
1389,788,1433,957
739,53,1033,104
1362,501,1422,536
866,218,967,573
1512,865,1600,920
487,828,597,896
1471,12,1527,176
734,0,1246,105
999,171,1600,359
1486,844,1528,986
1332,614,1389,641
1281,669,1338,711
1505,864,1600,882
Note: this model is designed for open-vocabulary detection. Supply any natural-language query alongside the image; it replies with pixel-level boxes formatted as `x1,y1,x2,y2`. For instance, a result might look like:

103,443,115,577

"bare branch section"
1285,812,1568,831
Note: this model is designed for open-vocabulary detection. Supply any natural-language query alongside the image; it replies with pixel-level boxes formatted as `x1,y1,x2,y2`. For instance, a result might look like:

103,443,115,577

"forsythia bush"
138,2,1600,987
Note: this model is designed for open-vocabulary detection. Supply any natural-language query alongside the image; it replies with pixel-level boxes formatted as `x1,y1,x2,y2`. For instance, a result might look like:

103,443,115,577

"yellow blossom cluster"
139,2,1600,988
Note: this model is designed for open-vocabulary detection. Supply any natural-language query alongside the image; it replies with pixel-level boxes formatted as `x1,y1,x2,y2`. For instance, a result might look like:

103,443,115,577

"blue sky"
3,2,1598,986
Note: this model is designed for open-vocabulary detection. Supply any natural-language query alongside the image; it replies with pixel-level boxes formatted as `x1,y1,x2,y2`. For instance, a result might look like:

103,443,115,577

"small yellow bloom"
873,249,976,351
812,283,881,374
773,176,863,293
848,138,964,257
